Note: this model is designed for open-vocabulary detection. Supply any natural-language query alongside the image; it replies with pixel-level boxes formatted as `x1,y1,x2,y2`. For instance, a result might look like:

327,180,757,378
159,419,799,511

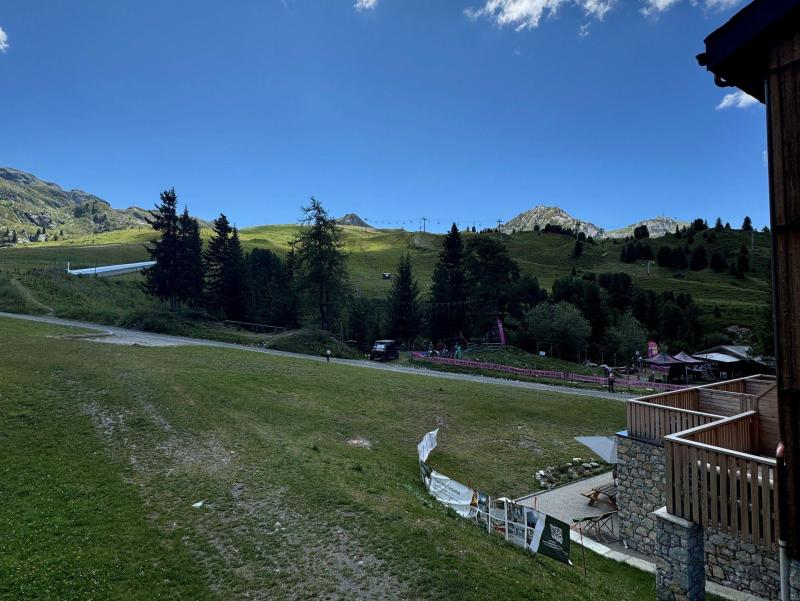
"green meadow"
0,316,653,600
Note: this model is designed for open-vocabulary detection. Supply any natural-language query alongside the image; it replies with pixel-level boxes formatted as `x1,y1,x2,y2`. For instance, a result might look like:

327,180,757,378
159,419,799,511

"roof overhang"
697,0,800,102
693,352,742,364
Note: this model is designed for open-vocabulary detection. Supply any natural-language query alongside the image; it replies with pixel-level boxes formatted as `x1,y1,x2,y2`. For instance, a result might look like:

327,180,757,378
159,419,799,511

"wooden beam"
767,26,800,556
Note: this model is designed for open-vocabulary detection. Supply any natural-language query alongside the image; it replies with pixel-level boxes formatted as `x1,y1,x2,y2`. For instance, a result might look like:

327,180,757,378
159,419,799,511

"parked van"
369,340,399,361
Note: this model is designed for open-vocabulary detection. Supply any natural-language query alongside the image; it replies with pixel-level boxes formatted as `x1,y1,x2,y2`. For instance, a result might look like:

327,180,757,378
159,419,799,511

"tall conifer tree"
387,254,421,345
295,198,349,330
429,223,467,340
176,207,204,307
144,188,181,310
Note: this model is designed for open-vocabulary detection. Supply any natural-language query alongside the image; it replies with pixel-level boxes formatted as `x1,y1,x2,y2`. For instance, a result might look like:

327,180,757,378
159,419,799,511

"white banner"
427,469,476,518
417,428,438,462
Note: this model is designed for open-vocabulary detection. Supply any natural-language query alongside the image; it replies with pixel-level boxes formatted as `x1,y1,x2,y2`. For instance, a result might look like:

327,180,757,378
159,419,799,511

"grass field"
0,224,772,333
0,317,655,600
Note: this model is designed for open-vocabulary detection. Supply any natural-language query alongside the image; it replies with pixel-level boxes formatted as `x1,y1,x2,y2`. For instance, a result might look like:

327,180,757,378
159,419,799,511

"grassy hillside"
0,167,149,241
1,316,654,600
0,224,772,332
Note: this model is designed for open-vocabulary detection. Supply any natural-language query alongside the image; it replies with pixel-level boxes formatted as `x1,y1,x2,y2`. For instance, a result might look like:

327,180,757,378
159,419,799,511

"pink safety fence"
409,352,687,392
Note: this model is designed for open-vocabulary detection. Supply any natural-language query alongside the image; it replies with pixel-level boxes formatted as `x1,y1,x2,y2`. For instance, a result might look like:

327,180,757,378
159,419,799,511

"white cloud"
465,0,569,31
0,27,8,53
578,22,590,37
641,0,743,16
578,0,614,19
704,0,742,8
464,0,615,31
640,0,680,16
354,0,378,10
715,90,759,110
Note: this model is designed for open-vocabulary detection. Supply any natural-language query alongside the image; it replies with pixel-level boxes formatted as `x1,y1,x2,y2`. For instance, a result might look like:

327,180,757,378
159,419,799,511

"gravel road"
0,311,634,401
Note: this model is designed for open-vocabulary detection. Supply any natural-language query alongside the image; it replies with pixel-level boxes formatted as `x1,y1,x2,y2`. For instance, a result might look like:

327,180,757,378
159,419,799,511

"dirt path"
9,277,54,315
0,311,634,401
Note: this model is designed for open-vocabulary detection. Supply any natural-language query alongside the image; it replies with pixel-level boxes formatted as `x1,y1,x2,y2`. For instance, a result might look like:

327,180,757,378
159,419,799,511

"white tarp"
427,469,476,518
574,435,619,464
417,428,439,462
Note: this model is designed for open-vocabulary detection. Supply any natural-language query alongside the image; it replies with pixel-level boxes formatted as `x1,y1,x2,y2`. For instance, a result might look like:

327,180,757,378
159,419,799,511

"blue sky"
1,0,767,232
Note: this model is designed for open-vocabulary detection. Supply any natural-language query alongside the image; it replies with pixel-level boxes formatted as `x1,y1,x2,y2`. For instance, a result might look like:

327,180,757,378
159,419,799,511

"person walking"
326,349,332,363
607,371,616,393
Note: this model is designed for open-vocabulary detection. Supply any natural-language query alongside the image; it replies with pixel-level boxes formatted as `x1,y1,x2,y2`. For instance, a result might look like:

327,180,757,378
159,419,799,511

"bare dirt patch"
346,437,373,449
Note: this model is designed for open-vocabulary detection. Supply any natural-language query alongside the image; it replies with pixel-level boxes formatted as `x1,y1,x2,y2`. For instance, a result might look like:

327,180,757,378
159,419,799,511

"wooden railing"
627,400,721,444
697,389,757,416
664,413,778,550
631,388,699,410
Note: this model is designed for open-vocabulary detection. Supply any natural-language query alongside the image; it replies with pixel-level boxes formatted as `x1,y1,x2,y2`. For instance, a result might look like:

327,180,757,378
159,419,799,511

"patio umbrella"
574,436,619,464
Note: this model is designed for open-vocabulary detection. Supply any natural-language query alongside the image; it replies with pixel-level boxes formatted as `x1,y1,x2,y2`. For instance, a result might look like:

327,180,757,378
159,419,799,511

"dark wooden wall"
767,26,800,555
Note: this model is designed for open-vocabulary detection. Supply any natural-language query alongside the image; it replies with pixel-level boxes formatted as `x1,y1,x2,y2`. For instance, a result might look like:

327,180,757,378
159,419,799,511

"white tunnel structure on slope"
66,261,156,277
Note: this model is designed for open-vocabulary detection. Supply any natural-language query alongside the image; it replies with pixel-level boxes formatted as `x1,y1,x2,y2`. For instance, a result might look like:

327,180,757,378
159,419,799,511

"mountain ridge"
0,167,149,243
335,213,371,228
500,205,604,237
501,205,686,239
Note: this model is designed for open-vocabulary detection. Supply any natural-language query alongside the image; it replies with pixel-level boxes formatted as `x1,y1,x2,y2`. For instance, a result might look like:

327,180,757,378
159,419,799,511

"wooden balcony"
624,375,779,550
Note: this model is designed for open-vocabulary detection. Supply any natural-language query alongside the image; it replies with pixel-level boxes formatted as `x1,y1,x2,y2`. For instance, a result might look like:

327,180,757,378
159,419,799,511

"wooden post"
766,25,800,557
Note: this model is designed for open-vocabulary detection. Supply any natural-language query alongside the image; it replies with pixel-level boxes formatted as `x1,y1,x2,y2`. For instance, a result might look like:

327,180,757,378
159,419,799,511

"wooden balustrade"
631,388,700,410
697,389,757,417
627,375,778,551
664,413,778,550
627,400,721,444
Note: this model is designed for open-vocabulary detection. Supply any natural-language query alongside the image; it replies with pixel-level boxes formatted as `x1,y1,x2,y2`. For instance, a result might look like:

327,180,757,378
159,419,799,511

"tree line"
619,215,762,277
143,192,721,364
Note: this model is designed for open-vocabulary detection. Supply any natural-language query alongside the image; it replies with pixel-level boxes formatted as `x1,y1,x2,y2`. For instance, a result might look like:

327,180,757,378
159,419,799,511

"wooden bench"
581,482,618,508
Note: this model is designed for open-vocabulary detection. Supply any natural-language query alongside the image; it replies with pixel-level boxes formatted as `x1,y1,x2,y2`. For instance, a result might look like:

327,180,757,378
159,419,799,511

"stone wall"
791,558,800,601
654,507,705,601
616,434,665,556
704,531,780,600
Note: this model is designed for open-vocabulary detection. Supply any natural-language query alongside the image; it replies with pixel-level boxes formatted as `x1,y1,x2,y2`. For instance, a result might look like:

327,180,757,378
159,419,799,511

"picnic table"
581,481,618,508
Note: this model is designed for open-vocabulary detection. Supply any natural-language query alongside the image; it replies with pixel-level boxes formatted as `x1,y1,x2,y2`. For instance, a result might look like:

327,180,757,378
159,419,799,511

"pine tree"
387,254,421,345
429,262,452,342
143,188,181,311
431,223,467,338
294,198,349,330
176,207,204,308
280,242,301,328
714,217,723,231
572,239,584,258
689,246,708,271
742,216,753,231
737,253,750,274
710,251,727,272
223,228,246,320
204,214,233,314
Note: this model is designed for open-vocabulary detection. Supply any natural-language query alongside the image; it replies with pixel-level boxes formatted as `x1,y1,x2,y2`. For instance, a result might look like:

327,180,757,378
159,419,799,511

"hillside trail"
10,277,54,315
0,311,634,402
